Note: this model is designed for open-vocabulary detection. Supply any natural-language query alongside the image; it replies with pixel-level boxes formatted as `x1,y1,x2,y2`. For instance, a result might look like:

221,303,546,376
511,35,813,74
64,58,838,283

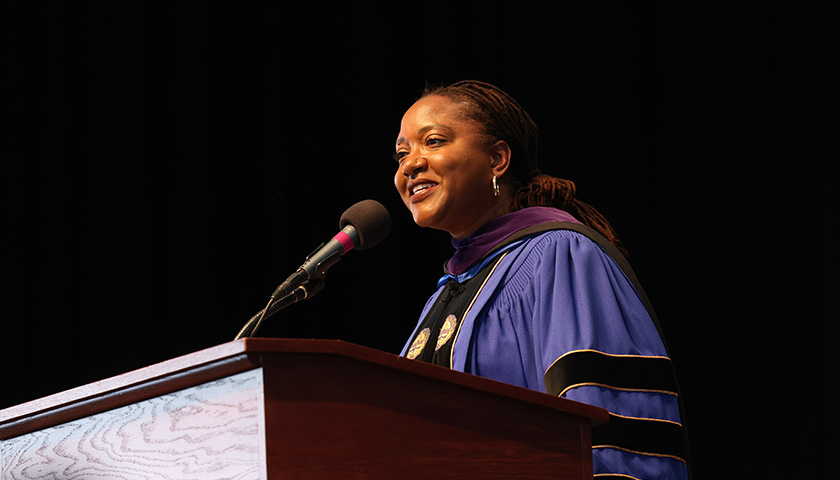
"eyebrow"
396,124,449,146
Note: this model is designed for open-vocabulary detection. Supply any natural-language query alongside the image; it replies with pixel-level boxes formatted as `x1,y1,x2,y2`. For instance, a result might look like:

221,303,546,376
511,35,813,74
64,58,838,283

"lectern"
0,339,607,479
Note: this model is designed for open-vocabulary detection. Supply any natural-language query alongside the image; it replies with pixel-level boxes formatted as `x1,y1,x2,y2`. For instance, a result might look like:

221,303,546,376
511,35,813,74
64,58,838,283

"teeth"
412,184,434,195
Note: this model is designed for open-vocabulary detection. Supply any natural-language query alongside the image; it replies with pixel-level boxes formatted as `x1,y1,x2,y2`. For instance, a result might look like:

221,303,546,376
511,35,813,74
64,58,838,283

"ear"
490,140,512,177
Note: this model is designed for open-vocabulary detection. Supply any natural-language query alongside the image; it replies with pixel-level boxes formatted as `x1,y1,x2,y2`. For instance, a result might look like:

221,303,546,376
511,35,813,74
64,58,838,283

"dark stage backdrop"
4,2,838,478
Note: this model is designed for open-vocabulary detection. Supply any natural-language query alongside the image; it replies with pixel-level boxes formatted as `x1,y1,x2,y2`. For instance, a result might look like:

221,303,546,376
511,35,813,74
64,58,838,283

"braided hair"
422,80,628,258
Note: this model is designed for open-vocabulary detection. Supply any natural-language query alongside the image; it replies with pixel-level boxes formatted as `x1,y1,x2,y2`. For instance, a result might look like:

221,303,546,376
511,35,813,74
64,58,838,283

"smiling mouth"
411,183,436,195
408,181,438,201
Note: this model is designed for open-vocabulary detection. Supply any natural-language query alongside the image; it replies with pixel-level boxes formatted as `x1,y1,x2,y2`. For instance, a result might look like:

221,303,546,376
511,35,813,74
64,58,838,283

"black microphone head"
339,199,391,251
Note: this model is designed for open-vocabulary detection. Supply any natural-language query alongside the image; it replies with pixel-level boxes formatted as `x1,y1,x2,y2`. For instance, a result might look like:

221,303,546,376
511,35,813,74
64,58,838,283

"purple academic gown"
401,207,689,480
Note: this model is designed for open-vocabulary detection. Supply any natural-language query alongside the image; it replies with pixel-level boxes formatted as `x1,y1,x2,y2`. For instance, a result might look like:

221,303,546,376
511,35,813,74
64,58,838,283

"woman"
394,80,690,479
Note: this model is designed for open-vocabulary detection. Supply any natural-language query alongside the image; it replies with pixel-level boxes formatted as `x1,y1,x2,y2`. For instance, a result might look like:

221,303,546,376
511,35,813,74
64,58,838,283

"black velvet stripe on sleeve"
593,413,687,463
544,350,679,397
545,350,688,463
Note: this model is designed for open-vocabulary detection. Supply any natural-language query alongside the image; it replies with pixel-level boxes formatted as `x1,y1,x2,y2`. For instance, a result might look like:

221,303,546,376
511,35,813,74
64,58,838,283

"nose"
401,154,426,178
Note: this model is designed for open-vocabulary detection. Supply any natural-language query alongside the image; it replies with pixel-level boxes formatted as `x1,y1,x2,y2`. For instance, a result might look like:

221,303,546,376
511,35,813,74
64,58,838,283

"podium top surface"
0,338,607,440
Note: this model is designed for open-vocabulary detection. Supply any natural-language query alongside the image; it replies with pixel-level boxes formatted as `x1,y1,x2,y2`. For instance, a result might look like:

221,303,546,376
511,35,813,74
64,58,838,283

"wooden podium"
0,339,607,479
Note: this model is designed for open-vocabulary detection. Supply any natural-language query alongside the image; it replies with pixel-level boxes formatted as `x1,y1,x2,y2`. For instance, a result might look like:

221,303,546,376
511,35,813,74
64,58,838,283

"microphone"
234,277,326,340
270,199,391,301
233,199,391,340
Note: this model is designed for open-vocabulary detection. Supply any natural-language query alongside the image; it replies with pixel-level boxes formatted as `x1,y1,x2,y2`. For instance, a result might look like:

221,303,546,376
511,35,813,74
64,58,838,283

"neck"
449,198,511,240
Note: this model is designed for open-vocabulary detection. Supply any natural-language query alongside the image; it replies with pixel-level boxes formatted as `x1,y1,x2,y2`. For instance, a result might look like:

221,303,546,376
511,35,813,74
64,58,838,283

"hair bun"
514,175,577,210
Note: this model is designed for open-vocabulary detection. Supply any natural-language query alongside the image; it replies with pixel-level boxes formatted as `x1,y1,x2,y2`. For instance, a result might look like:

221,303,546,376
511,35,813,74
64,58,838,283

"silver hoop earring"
492,175,500,198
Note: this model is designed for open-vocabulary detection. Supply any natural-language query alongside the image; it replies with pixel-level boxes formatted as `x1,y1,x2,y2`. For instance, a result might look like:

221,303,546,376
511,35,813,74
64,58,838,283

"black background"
4,2,838,478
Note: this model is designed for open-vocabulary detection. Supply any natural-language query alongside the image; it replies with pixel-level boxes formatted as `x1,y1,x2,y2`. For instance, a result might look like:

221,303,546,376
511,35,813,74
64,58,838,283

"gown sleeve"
466,230,689,479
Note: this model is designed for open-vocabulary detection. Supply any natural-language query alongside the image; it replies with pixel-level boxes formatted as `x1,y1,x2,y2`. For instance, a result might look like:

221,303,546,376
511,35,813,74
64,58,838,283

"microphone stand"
233,276,326,340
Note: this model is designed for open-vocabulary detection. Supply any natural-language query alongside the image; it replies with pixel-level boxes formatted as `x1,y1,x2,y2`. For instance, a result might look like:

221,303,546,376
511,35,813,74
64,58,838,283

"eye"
426,135,446,147
394,149,408,163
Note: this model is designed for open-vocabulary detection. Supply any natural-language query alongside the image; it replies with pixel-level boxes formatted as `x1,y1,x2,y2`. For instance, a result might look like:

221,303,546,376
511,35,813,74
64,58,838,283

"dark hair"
423,80,628,257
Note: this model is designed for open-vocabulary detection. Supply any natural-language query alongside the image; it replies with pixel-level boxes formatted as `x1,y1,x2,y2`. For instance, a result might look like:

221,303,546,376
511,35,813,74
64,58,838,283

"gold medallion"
435,315,457,351
407,328,430,360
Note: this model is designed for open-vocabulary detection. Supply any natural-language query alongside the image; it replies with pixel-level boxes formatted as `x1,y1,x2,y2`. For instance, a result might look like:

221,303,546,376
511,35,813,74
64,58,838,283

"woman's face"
394,95,506,239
